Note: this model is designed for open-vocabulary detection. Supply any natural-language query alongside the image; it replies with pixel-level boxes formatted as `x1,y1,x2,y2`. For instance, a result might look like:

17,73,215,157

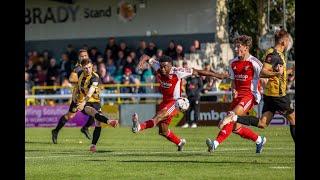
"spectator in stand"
26,51,33,63
189,45,197,54
26,59,37,78
174,44,185,61
59,53,72,80
140,63,155,93
119,41,130,57
201,62,216,93
93,63,98,73
82,44,89,51
145,42,157,57
99,64,115,85
193,39,201,50
123,55,137,74
46,58,60,86
121,68,140,93
136,40,147,59
89,47,102,64
66,44,78,67
29,51,40,65
33,65,46,86
287,74,295,90
116,50,126,69
156,49,164,58
129,51,138,65
182,64,203,128
25,72,34,95
165,40,177,59
106,37,119,60
57,77,72,103
41,50,51,70
96,55,104,64
104,49,113,63
106,58,117,76
59,77,72,95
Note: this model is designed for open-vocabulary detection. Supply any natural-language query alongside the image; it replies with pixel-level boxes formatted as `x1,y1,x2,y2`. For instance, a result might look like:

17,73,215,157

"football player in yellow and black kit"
52,58,119,152
69,49,95,140
219,29,295,143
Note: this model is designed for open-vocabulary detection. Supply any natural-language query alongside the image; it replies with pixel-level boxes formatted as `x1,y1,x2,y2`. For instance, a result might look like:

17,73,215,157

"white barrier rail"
25,90,295,99
25,90,294,105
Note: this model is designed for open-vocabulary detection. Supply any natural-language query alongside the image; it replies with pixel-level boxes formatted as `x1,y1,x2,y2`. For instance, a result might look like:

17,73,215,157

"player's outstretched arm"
192,68,229,79
137,54,160,71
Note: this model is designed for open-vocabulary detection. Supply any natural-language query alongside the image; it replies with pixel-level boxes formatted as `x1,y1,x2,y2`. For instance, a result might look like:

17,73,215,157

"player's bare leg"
207,105,266,153
158,122,186,151
90,121,101,153
285,112,295,142
84,106,118,127
52,112,76,144
81,116,94,140
131,109,169,133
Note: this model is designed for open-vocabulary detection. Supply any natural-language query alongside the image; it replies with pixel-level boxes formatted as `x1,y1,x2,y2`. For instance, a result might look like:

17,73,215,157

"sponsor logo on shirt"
234,74,249,81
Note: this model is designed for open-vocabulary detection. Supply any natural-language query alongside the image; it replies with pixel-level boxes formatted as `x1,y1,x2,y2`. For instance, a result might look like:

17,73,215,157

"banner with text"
25,105,89,127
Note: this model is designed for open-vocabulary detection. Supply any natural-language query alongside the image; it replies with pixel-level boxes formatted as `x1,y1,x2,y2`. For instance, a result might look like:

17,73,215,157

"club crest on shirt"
161,82,172,88
244,65,250,71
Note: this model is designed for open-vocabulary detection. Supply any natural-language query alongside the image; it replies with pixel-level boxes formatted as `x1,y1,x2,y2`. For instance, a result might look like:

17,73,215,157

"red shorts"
230,95,257,113
158,100,179,125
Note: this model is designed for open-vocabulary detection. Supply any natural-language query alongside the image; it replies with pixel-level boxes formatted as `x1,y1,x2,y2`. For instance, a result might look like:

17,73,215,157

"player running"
206,35,267,154
219,29,295,143
131,55,228,151
51,58,118,152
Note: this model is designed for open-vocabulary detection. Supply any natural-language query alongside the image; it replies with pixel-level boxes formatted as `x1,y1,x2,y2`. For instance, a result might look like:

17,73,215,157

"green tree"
227,0,295,58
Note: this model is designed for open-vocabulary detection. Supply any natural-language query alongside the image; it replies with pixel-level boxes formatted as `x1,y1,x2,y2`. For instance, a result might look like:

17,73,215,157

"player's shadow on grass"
25,141,52,145
84,159,107,162
119,160,290,165
25,149,48,152
93,150,114,153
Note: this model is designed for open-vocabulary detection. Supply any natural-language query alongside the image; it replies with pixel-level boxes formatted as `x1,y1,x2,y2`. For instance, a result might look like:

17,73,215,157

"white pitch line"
25,147,294,159
269,166,292,169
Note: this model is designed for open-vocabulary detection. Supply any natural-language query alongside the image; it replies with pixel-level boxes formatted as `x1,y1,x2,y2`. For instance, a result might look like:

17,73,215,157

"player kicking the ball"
132,55,228,151
51,58,118,152
206,35,267,154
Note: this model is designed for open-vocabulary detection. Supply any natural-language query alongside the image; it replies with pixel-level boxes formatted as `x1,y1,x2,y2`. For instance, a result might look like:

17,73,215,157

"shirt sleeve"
252,59,263,79
263,49,283,68
90,75,99,87
228,61,235,80
149,58,160,71
172,67,193,79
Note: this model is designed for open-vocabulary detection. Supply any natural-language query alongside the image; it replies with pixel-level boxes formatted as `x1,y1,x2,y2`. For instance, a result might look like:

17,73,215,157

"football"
175,97,190,112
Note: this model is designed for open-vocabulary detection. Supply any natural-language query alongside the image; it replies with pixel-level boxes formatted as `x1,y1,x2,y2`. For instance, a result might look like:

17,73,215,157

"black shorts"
262,94,294,115
68,101,102,115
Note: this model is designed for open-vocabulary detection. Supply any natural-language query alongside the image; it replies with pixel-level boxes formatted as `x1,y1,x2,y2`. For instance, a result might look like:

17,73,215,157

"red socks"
165,130,181,145
216,122,259,144
233,126,258,142
216,122,234,144
140,119,155,130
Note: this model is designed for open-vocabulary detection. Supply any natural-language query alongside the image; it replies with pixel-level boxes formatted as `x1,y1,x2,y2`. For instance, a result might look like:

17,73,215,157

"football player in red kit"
132,55,228,151
206,35,267,154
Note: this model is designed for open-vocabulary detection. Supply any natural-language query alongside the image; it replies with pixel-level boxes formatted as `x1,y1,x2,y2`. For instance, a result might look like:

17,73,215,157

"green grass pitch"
26,126,294,179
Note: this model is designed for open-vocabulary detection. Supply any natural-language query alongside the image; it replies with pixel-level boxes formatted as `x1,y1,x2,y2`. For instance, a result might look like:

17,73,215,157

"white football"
175,97,190,112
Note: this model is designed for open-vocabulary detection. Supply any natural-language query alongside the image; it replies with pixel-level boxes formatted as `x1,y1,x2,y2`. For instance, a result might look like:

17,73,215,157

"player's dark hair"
80,58,92,66
78,49,88,54
158,55,173,64
275,29,289,44
234,35,252,48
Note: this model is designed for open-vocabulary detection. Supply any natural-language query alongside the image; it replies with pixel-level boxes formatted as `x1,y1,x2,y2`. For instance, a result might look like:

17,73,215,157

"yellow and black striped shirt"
262,48,287,97
73,70,101,103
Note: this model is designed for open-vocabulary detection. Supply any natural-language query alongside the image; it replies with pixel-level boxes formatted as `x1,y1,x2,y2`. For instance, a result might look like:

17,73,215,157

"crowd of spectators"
25,37,295,97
